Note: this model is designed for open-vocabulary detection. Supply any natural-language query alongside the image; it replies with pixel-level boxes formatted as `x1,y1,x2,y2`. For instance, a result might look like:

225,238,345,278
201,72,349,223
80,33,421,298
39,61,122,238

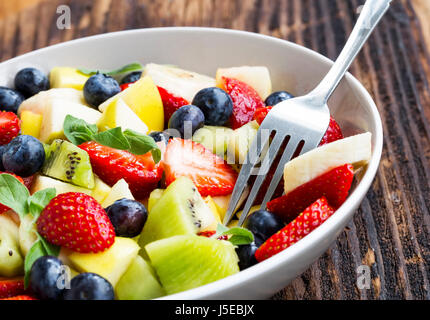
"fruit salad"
0,63,372,300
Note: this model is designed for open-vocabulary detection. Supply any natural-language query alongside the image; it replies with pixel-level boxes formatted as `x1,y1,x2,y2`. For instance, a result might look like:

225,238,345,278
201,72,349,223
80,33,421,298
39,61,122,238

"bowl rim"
0,27,384,300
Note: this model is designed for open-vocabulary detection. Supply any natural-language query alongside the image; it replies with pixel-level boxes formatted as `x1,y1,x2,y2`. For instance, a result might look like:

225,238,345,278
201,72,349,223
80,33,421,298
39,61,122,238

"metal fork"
224,0,392,227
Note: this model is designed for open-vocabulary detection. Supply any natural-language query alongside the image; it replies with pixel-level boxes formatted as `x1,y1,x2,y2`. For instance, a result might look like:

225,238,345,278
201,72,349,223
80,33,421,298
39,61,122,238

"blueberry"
168,105,205,139
120,71,142,85
235,243,259,270
244,210,285,243
2,135,45,177
265,91,294,106
63,273,114,300
106,199,148,238
149,131,170,145
192,87,233,126
14,68,49,98
30,256,65,300
0,87,25,113
0,145,5,171
83,73,121,108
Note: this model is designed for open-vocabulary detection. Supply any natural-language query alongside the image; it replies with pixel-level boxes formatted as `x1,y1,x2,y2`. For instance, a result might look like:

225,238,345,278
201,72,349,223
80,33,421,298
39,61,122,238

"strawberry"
0,112,20,145
0,173,24,214
0,278,26,299
22,175,35,190
120,82,135,91
253,106,273,125
162,138,238,197
1,295,37,300
37,192,115,253
157,86,189,126
197,230,228,241
267,164,354,223
255,197,335,262
220,77,265,130
79,141,163,199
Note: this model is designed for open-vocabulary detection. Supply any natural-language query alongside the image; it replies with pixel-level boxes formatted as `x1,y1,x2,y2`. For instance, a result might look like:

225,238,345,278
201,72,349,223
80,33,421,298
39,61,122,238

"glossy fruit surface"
63,273,114,300
264,91,294,106
168,105,205,139
106,199,148,238
157,86,189,126
235,243,259,270
120,71,142,85
30,256,65,300
243,210,285,243
14,68,50,98
149,131,170,145
0,112,20,146
0,87,25,113
192,87,233,126
84,73,121,108
2,135,45,177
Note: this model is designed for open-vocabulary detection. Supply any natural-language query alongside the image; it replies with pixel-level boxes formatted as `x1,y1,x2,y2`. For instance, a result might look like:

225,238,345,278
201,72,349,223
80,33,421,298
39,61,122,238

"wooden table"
0,0,429,300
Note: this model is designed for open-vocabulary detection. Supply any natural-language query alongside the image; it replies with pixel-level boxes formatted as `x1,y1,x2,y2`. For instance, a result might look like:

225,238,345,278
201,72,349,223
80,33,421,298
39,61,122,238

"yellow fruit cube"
50,67,90,90
20,111,43,139
99,76,164,132
64,237,139,287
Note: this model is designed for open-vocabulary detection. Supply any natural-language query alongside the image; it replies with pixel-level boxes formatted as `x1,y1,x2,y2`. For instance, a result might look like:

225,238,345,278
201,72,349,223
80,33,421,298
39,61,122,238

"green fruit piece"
101,179,134,208
0,215,24,277
63,237,139,287
192,126,233,156
146,235,239,295
116,256,165,300
226,120,259,164
148,189,165,212
138,177,216,249
42,140,95,189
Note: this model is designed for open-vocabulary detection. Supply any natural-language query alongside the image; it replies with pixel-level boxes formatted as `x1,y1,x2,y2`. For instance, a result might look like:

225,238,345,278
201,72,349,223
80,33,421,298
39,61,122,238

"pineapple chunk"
20,111,43,138
63,237,139,287
101,179,135,208
50,67,90,90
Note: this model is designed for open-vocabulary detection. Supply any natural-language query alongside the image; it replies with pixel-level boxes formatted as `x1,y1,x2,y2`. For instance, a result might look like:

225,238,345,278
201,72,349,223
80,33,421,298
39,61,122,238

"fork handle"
310,0,392,102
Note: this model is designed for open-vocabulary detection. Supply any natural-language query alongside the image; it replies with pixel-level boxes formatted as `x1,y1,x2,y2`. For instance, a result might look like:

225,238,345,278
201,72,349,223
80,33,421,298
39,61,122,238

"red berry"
0,295,37,300
0,112,20,145
79,141,164,200
221,77,265,130
162,138,238,197
37,193,115,253
0,278,26,299
120,82,135,91
255,197,335,262
267,164,354,223
157,86,189,126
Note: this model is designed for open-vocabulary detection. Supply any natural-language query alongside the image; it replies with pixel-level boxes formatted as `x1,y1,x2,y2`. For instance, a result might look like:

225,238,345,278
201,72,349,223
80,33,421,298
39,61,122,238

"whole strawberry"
255,197,335,262
37,193,115,253
0,111,21,145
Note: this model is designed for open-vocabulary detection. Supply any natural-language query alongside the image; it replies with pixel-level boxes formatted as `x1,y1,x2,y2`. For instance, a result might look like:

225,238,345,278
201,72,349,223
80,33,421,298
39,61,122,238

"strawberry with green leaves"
255,197,335,262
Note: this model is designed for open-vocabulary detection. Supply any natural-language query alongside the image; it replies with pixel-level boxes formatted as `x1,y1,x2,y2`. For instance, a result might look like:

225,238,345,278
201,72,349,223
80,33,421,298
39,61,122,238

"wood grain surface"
0,0,429,300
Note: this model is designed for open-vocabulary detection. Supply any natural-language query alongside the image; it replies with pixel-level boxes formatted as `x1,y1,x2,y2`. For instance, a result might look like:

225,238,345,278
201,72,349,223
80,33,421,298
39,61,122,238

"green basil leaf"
38,233,61,257
63,115,98,145
123,129,161,162
93,127,131,150
0,174,30,219
27,188,56,219
24,241,45,288
223,227,255,246
78,63,143,77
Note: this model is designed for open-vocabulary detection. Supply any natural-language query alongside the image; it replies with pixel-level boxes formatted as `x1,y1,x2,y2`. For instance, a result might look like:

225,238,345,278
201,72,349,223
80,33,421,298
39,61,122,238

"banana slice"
283,132,372,194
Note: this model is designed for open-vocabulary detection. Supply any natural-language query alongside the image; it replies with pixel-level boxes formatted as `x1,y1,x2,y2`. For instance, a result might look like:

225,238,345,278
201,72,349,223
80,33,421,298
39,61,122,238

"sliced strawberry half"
157,86,189,126
220,77,265,130
0,278,26,299
0,112,20,146
162,138,238,197
79,142,164,200
256,197,335,262
267,164,354,223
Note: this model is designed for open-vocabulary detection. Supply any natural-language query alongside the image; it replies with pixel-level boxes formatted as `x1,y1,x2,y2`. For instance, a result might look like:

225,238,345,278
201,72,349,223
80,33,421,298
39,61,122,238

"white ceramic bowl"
0,27,383,300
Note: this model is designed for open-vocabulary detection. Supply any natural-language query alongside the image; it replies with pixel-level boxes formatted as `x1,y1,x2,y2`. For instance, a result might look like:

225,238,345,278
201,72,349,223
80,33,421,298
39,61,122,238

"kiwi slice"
42,139,95,189
116,256,165,300
146,235,239,295
138,177,216,249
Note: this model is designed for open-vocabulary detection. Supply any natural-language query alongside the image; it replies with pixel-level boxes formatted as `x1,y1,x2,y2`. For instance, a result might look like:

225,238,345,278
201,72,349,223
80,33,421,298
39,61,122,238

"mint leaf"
0,174,30,219
38,233,61,257
124,129,161,163
27,188,56,219
24,241,45,288
78,63,143,77
63,115,98,145
93,127,131,150
213,224,254,246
